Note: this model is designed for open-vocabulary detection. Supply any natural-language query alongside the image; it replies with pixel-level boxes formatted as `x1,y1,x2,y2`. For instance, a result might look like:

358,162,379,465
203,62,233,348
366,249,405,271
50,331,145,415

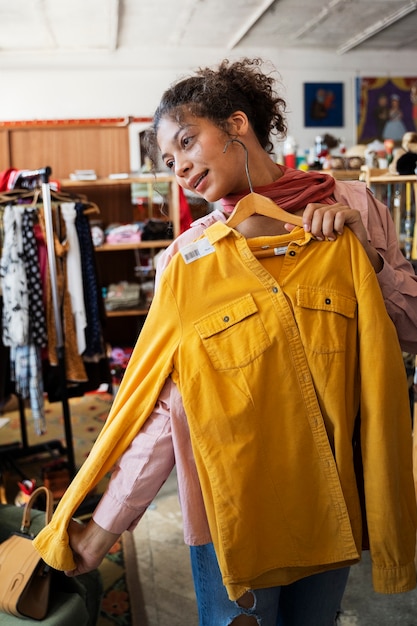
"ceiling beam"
108,0,120,51
34,0,57,48
227,0,276,49
169,0,204,46
293,0,346,40
337,0,417,54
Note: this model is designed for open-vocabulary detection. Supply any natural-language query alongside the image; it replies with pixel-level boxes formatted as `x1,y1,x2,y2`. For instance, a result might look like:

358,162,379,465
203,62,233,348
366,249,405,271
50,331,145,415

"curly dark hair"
145,58,287,163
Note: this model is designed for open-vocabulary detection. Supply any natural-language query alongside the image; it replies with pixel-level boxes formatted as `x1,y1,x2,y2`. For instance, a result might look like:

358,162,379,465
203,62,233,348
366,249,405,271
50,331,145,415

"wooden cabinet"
1,122,132,180
323,169,362,181
61,174,180,346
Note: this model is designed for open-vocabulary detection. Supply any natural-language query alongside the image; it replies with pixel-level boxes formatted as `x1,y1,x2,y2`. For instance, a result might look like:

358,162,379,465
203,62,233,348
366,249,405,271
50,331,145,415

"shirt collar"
204,221,314,247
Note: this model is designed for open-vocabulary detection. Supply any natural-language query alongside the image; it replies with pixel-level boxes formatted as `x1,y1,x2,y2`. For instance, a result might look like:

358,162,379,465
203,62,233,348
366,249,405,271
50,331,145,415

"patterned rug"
0,390,112,501
0,391,146,625
98,532,147,626
0,389,113,471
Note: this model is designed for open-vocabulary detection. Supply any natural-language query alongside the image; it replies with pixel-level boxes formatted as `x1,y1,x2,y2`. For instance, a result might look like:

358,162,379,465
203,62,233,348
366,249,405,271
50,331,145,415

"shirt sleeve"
33,275,181,572
366,190,417,354
93,379,176,534
356,262,417,592
335,180,417,354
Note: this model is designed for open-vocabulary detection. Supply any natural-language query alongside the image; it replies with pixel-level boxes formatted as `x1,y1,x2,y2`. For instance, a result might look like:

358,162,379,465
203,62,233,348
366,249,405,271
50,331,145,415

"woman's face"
157,113,250,202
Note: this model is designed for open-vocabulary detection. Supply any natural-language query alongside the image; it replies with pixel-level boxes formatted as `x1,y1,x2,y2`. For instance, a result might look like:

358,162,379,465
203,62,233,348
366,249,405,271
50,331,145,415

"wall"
0,46,416,157
0,125,131,179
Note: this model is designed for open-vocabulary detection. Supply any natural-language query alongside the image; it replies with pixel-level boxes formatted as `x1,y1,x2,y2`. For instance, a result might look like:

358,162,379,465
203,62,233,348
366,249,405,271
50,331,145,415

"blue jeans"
190,543,349,626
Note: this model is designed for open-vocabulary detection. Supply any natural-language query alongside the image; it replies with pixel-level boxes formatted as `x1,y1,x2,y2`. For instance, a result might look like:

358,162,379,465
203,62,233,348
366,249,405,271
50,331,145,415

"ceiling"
0,0,416,61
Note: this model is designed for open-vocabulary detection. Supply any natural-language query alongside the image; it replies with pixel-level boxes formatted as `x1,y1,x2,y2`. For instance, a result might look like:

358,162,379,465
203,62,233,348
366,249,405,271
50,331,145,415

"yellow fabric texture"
34,221,417,599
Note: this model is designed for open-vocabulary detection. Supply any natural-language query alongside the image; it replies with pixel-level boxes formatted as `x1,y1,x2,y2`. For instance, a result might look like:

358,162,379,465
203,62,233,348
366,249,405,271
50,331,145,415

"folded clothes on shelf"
105,223,142,244
105,281,141,310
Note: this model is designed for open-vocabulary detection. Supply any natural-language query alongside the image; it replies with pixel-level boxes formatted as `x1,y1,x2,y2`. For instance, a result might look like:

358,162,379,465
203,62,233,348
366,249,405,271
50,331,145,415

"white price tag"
180,238,216,264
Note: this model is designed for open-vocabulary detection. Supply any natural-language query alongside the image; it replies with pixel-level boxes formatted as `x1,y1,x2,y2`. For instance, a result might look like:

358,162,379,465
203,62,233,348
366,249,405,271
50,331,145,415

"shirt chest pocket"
194,293,272,370
295,286,357,354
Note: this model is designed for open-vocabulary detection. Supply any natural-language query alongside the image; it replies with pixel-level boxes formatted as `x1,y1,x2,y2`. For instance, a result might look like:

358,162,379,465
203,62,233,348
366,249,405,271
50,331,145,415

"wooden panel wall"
0,131,10,171
1,125,130,180
63,182,134,224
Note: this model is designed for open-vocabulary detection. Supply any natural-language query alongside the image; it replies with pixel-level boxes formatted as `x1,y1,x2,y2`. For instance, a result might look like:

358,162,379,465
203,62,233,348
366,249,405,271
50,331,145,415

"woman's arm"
64,379,176,575
65,518,119,576
92,387,175,535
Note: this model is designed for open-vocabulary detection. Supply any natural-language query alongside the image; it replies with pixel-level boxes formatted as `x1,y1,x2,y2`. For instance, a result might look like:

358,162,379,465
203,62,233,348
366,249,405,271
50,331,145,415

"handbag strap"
20,486,53,535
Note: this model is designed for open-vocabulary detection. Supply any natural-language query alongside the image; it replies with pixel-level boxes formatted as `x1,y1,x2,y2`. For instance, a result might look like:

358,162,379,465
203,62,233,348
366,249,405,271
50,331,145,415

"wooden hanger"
0,188,38,205
82,202,100,215
49,189,100,215
224,139,303,229
0,187,100,215
226,193,303,228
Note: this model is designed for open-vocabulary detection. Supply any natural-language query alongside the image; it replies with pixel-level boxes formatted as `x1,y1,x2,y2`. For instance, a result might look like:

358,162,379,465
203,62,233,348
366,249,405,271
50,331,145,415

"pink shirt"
93,180,417,544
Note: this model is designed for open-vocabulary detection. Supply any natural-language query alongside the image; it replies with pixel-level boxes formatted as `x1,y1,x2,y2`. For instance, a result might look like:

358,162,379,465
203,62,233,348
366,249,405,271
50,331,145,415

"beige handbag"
0,486,53,620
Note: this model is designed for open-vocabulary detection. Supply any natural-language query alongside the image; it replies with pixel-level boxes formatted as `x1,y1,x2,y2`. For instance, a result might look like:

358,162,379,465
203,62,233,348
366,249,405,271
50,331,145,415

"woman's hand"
64,518,120,577
302,202,367,244
290,202,383,273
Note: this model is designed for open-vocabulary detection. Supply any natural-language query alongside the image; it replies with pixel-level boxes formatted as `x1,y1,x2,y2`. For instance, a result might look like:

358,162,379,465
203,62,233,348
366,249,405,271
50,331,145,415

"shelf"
366,174,417,184
60,173,179,345
105,308,149,317
360,166,417,186
95,239,173,252
61,174,175,187
60,173,180,247
323,169,362,181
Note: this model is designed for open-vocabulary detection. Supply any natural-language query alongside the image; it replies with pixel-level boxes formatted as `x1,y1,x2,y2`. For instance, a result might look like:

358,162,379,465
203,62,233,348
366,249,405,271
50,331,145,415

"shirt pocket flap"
195,294,259,339
296,286,357,319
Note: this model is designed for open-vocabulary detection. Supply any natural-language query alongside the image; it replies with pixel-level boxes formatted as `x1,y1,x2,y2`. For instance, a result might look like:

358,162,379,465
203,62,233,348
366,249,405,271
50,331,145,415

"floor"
133,470,198,626
133,470,417,626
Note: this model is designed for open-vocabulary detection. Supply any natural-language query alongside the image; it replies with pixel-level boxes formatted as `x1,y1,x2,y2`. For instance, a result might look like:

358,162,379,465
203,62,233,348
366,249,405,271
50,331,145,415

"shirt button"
223,316,230,323
325,298,331,305
272,286,279,293
289,250,296,257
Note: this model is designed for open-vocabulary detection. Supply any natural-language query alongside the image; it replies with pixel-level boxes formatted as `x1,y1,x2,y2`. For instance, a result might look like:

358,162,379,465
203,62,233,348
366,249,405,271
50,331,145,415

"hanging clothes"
36,211,88,385
21,209,47,348
75,203,106,359
0,205,29,346
0,183,111,422
10,344,46,434
61,202,87,355
0,205,46,434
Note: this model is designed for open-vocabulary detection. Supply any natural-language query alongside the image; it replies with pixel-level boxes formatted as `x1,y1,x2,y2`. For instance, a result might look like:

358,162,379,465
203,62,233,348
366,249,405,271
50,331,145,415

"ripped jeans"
190,543,349,626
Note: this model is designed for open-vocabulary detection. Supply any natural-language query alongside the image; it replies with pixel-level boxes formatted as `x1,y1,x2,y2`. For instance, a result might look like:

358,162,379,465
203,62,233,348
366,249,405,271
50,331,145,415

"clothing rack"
0,166,76,478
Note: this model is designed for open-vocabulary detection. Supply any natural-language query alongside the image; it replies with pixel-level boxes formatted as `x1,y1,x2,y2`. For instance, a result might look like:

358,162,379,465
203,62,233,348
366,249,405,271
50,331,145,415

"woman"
34,59,417,626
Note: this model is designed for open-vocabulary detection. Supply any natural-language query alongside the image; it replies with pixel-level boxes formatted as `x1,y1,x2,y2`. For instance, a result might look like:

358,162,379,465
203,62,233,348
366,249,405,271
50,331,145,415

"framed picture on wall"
356,77,417,144
128,120,153,172
304,82,344,128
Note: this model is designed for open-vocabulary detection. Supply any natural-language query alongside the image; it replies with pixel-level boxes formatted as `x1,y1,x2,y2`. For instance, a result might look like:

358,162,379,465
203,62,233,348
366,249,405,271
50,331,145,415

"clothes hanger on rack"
49,188,100,214
82,203,100,215
0,187,100,215
0,188,39,205
224,139,303,229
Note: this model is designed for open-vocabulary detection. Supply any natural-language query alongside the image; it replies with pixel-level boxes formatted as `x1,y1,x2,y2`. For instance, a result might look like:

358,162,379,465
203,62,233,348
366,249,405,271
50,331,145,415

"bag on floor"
0,485,53,620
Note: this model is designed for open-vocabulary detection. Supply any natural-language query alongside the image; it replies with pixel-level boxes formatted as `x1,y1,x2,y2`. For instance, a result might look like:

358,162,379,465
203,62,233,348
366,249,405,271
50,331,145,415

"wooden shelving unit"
61,174,180,345
94,239,173,252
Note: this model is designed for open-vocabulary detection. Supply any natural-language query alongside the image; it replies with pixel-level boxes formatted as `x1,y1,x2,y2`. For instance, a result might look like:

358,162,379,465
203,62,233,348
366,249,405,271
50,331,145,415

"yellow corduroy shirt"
34,221,417,600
